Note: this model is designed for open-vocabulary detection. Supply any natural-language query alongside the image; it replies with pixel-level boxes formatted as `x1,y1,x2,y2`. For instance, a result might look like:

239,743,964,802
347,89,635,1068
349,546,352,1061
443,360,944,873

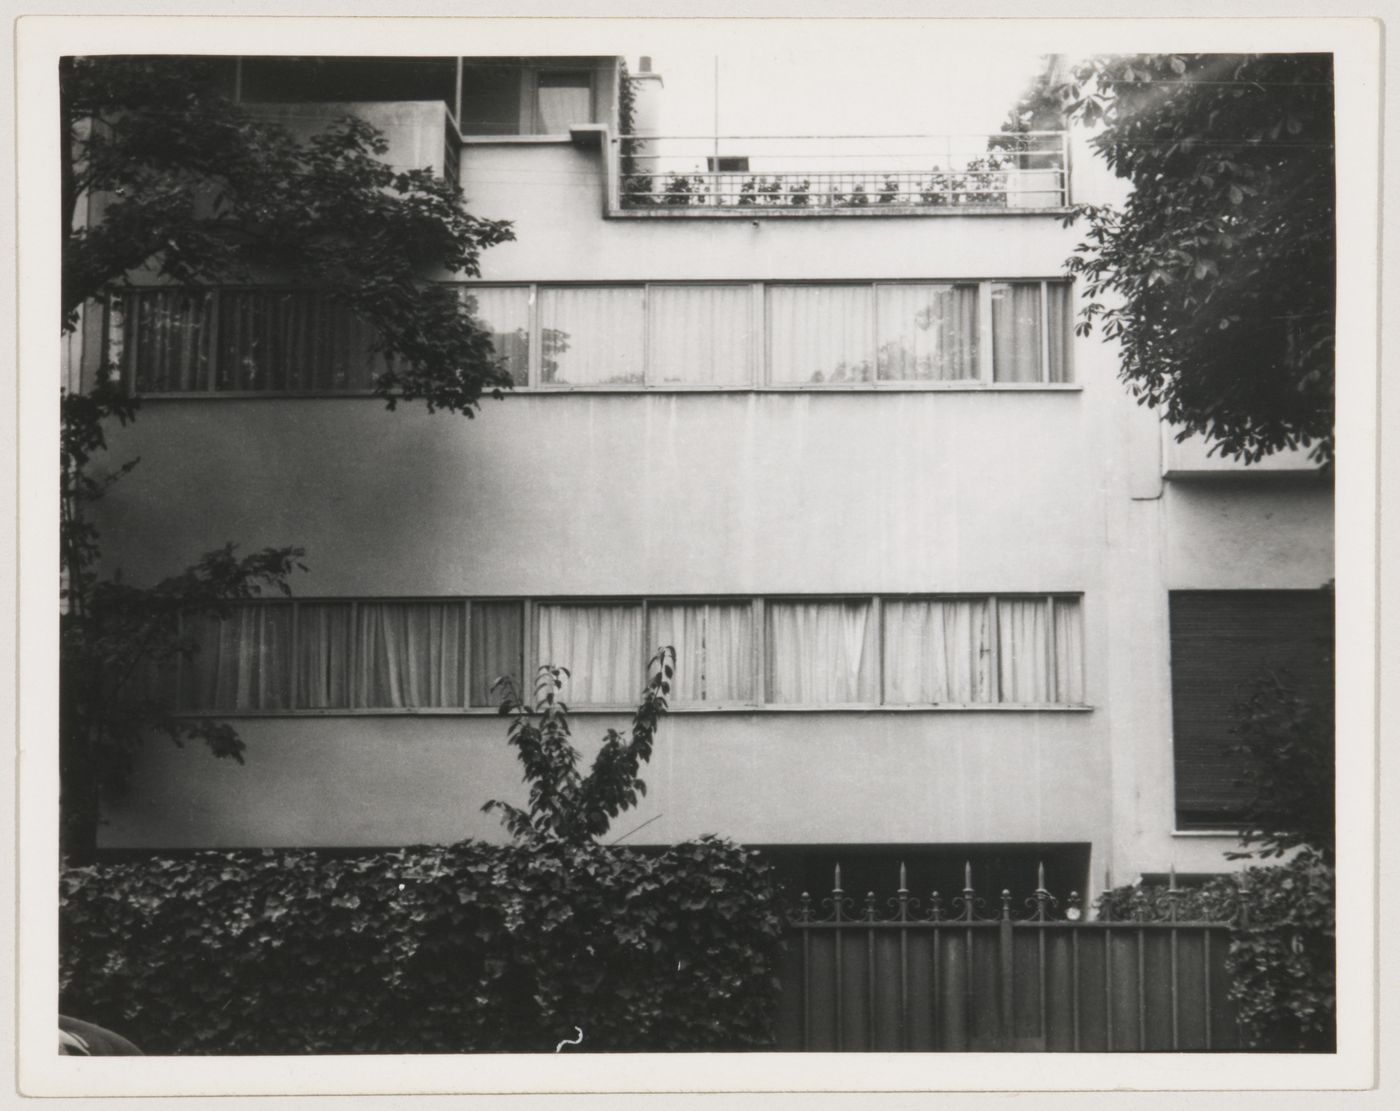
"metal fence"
775,863,1242,1052
614,132,1070,212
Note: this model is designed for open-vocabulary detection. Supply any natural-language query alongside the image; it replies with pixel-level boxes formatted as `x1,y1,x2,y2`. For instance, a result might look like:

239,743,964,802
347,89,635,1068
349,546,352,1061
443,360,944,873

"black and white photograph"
10,10,1387,1103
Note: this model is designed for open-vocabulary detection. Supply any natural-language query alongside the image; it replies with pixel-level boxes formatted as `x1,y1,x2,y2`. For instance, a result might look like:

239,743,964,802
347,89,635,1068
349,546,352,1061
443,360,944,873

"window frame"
163,592,1089,716
114,279,1076,398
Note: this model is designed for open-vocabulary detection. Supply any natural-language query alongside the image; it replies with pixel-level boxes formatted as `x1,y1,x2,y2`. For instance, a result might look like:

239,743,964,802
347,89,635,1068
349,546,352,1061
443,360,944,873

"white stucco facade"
83,73,1334,896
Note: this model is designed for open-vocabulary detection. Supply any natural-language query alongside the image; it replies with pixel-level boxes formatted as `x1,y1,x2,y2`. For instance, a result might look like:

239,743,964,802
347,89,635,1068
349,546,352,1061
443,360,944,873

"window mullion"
524,598,537,699
869,283,880,384
1046,595,1057,704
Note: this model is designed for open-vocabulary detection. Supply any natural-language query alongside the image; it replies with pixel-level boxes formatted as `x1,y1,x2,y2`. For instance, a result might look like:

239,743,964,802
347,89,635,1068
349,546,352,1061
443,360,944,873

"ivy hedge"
60,836,786,1054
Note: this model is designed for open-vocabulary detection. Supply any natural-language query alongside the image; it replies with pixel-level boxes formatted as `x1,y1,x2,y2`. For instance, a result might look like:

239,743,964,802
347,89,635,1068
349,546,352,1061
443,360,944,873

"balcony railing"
613,132,1069,214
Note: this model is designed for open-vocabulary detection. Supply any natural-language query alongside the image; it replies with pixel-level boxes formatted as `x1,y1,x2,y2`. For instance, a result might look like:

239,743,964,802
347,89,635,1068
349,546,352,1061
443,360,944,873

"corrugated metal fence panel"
777,923,1240,1052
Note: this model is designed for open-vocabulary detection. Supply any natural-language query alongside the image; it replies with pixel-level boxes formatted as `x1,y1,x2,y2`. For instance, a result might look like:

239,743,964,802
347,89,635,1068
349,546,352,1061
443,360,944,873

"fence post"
999,889,1014,1050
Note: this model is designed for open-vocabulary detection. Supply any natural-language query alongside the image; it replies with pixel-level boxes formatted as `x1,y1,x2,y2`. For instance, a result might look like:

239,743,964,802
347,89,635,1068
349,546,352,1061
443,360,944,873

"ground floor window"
1168,589,1334,830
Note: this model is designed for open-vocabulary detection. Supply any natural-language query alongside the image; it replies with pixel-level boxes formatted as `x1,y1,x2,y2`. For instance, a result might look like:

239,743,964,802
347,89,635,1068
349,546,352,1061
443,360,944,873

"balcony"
610,132,1069,216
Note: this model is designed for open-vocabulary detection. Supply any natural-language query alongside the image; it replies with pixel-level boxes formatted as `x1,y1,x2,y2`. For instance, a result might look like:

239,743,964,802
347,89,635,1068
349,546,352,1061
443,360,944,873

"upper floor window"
116,279,1073,396
532,70,594,133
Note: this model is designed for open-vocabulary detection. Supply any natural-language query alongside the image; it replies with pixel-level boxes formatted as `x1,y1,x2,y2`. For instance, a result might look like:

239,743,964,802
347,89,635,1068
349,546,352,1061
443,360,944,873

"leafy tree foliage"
59,55,514,860
1050,54,1335,464
483,648,675,843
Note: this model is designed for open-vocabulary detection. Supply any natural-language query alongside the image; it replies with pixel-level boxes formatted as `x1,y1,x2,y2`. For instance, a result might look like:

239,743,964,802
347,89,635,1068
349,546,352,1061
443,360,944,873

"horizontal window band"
159,703,1095,718
130,383,1085,400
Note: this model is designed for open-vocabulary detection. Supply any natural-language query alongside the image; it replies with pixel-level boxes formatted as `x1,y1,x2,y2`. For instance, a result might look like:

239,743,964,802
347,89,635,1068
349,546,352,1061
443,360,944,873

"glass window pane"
1053,597,1085,703
648,602,753,703
997,597,1051,703
768,286,874,384
882,598,993,704
538,287,644,385
181,605,294,710
766,600,877,704
354,602,464,708
463,287,531,387
121,289,215,393
535,603,643,704
876,284,979,381
991,282,1043,383
471,601,524,707
535,71,592,133
1046,283,1073,383
297,604,353,709
647,286,753,385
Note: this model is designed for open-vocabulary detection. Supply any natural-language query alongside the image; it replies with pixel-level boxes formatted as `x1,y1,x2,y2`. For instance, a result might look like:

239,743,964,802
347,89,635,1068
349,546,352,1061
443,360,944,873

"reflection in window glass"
539,287,645,385
463,287,530,386
768,286,874,384
876,284,979,381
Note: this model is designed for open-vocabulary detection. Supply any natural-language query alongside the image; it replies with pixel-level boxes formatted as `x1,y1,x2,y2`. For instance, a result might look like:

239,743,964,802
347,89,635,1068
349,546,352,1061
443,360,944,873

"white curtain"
1046,283,1072,384
877,284,979,381
997,598,1051,703
538,287,645,385
647,602,753,702
463,287,531,386
882,599,993,704
124,289,214,393
766,600,877,703
1053,597,1085,703
182,605,293,710
991,282,1043,383
297,604,353,708
647,286,753,385
536,603,643,704
535,75,591,133
470,601,524,706
768,286,874,384
354,602,464,708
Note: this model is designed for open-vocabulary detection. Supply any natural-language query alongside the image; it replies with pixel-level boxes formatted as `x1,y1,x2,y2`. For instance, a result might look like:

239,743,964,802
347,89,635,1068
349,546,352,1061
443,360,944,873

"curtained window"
768,286,875,384
648,602,754,703
1045,283,1073,384
991,282,1044,383
463,287,530,387
353,602,464,708
181,606,294,711
766,600,878,703
533,71,593,134
470,601,524,707
535,603,643,704
882,598,995,704
877,284,980,382
538,287,645,385
883,596,1084,705
297,603,353,709
647,285,754,386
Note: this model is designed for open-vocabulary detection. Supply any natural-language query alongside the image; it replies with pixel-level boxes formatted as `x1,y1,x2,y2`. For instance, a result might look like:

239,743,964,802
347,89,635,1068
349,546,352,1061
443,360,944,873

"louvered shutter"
1169,590,1333,829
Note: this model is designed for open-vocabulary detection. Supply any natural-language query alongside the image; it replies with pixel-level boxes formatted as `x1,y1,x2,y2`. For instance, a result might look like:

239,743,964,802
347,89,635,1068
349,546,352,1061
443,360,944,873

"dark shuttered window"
1169,590,1334,830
